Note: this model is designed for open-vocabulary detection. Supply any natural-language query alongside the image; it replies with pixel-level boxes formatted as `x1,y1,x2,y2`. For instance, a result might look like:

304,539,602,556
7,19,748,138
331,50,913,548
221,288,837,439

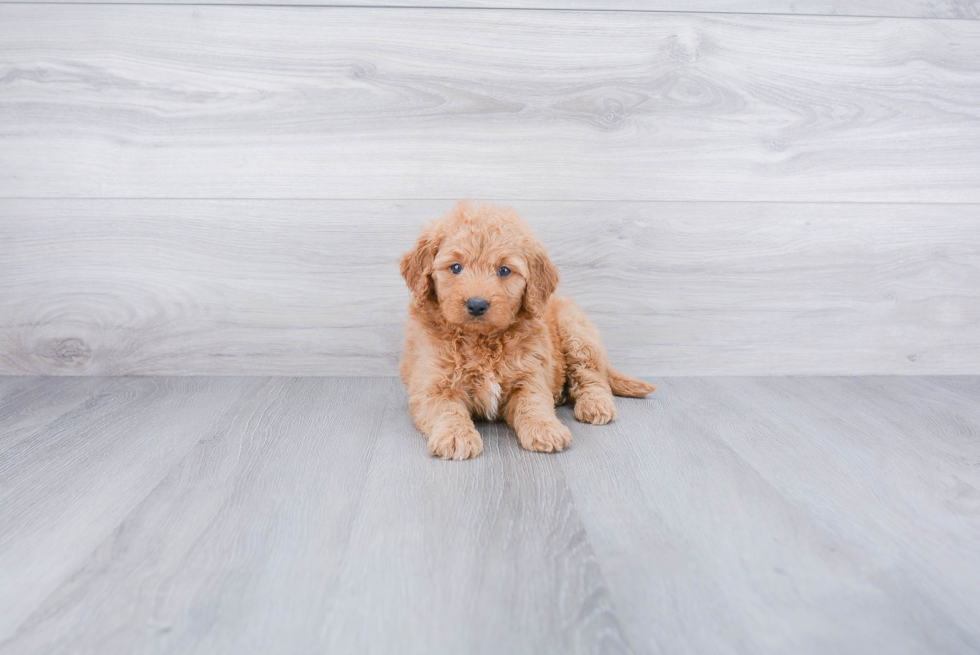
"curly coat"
399,201,656,460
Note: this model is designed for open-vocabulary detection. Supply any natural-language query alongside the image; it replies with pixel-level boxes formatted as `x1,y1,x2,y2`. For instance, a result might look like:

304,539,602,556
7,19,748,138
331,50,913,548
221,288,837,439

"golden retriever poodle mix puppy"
399,201,656,460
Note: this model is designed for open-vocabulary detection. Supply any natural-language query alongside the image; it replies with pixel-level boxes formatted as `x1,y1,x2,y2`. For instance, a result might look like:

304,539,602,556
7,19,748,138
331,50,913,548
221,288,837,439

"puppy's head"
399,201,559,333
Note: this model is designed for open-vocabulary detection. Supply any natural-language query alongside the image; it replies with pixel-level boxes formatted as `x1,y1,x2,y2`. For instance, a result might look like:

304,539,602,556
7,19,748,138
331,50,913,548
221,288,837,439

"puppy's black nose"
466,297,490,316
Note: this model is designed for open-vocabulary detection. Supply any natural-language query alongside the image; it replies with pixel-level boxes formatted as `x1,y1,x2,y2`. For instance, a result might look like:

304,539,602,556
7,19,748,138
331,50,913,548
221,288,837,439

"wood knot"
42,337,92,367
600,98,627,127
664,32,702,63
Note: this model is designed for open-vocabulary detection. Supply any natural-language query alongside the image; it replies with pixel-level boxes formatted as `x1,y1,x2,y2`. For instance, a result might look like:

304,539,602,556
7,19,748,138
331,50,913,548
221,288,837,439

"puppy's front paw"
428,426,483,460
518,420,572,453
574,392,617,425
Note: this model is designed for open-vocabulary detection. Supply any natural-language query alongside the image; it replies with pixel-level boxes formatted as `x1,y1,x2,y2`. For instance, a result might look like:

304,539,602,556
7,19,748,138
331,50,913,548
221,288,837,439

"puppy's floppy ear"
400,226,440,308
523,239,560,318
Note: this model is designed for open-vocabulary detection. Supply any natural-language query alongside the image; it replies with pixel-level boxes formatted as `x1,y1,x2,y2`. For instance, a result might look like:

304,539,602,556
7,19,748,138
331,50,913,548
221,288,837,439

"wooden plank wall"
4,1,979,15
1,3,978,376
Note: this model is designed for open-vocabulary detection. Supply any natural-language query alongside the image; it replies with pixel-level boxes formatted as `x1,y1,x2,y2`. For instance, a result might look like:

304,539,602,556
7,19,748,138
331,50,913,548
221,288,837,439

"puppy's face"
431,231,527,333
400,202,559,333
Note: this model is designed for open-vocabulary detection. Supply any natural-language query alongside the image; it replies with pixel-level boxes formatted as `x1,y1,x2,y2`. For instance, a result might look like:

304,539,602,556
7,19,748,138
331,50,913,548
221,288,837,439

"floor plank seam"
315,379,400,642
0,379,276,643
553,448,641,655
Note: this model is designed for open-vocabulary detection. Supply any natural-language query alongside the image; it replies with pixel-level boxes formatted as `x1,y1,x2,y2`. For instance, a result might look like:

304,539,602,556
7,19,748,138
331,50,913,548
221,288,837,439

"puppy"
399,201,656,460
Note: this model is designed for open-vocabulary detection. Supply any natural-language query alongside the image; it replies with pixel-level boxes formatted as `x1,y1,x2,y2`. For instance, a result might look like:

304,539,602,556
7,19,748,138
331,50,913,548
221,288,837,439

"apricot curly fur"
399,201,656,460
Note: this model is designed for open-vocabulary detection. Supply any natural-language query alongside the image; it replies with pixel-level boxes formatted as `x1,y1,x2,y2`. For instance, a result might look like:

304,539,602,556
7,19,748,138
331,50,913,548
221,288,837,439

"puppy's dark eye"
497,266,511,278
450,263,463,275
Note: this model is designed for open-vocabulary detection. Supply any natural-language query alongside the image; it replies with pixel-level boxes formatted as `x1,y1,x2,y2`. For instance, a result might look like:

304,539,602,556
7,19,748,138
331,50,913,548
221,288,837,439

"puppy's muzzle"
466,297,490,317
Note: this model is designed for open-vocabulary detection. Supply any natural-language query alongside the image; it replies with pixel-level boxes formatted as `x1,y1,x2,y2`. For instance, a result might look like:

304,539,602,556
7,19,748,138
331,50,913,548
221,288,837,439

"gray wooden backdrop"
1,2,978,376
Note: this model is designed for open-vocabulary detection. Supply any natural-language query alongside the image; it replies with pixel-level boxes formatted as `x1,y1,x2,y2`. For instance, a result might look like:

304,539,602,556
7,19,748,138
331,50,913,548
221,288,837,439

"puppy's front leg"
505,380,572,453
410,394,483,460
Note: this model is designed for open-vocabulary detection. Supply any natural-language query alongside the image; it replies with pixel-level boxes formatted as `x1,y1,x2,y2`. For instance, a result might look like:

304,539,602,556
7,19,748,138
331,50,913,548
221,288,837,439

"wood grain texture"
0,376,257,643
685,376,980,652
0,378,632,655
3,0,979,19
2,199,978,376
4,0,978,18
559,377,980,654
2,376,979,654
2,7,979,201
319,391,631,655
0,377,109,457
917,375,980,403
1,377,393,654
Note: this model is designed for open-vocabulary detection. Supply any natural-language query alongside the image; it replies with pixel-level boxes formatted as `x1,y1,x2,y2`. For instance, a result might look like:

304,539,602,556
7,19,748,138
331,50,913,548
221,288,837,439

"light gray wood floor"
1,376,978,654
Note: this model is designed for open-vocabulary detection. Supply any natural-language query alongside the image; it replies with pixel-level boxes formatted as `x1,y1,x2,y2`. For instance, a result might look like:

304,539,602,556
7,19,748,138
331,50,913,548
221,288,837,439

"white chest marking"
486,375,501,421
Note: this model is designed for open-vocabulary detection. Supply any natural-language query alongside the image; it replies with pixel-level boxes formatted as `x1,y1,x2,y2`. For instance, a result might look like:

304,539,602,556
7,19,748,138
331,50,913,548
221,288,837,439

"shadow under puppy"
399,201,656,460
